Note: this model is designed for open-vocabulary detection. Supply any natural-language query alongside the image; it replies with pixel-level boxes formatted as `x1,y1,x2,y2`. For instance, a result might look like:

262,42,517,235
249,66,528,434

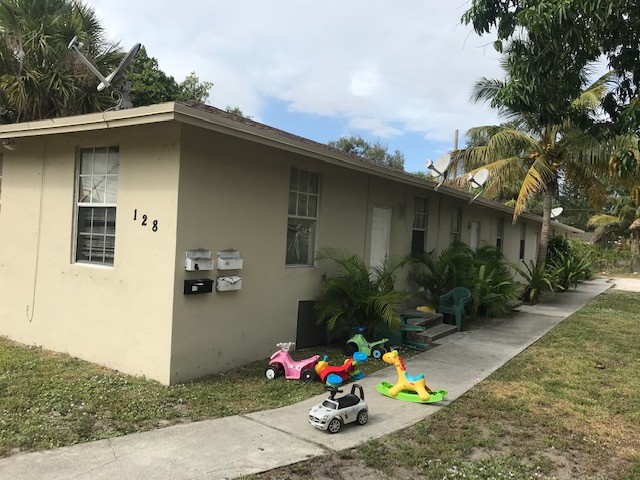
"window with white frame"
450,206,462,244
75,147,119,266
411,197,428,256
519,221,527,260
286,167,319,266
496,216,504,252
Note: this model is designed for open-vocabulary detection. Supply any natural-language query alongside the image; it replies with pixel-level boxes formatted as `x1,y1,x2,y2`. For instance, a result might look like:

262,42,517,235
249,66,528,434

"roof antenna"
425,153,452,190
467,168,489,203
68,36,141,110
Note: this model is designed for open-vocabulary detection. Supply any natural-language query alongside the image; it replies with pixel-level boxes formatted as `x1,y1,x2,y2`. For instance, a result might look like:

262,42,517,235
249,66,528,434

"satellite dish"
468,168,489,189
550,207,564,219
426,153,452,189
68,35,141,110
467,168,489,203
97,43,141,91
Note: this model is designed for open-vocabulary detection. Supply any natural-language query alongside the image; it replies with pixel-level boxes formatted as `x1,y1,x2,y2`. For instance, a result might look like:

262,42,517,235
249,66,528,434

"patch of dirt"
252,454,386,480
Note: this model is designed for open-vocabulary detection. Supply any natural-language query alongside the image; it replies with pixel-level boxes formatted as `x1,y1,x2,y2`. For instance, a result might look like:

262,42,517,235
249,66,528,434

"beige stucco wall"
169,127,373,383
168,126,546,383
0,124,180,384
0,112,558,385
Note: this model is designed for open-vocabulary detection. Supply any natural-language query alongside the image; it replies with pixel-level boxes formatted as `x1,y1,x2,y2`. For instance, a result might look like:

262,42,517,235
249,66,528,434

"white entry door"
370,206,392,269
470,221,481,250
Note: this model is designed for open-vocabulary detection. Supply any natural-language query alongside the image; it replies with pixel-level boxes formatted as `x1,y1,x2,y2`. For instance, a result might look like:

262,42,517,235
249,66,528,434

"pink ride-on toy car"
265,342,320,382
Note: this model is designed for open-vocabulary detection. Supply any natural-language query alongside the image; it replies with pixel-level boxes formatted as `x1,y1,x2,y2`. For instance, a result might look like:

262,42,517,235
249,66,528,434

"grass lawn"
0,336,417,457
246,289,640,480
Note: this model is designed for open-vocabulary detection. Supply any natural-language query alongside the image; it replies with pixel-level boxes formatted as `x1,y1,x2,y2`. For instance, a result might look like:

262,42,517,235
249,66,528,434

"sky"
87,1,505,173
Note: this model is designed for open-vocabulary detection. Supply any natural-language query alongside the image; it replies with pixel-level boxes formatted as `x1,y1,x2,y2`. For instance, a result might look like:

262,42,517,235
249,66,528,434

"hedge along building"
0,102,581,385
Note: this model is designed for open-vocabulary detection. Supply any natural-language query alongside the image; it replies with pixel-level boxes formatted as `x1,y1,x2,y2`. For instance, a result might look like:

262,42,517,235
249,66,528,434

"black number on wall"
133,209,158,232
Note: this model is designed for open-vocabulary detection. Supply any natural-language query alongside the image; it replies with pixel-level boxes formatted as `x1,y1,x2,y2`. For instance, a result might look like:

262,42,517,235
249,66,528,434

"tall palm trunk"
537,186,554,268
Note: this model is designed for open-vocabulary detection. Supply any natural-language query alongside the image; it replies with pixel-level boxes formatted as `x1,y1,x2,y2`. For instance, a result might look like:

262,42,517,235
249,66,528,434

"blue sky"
260,98,455,172
88,1,506,173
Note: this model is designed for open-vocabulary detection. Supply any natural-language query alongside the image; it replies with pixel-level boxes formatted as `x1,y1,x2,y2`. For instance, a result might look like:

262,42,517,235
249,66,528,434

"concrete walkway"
0,278,618,480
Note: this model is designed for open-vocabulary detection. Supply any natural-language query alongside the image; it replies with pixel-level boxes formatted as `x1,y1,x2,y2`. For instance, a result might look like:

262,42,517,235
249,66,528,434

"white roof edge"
0,102,583,234
0,102,177,138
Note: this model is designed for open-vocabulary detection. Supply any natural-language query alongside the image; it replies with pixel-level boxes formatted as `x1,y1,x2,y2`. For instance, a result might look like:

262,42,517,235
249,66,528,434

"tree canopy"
128,47,212,107
0,0,213,123
327,135,405,170
458,73,619,265
462,0,640,136
0,0,121,122
461,1,640,264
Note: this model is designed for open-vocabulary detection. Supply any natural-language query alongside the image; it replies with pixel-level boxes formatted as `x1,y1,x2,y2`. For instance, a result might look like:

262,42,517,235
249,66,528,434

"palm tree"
588,188,640,253
455,72,625,267
0,0,122,123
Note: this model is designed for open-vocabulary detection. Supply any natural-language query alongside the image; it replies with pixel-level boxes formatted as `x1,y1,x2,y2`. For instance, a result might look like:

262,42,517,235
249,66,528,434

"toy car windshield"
322,400,338,409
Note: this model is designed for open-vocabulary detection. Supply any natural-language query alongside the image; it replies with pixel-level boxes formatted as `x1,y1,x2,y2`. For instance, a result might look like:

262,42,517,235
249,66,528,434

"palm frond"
470,78,505,105
587,214,620,227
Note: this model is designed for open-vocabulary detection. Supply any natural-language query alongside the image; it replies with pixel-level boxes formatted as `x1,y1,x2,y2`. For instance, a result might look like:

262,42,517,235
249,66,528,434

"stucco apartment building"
0,102,580,385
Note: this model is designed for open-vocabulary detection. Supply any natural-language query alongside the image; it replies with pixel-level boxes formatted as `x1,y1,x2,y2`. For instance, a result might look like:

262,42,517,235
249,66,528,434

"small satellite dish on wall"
68,36,141,110
550,207,564,219
425,153,452,189
467,168,489,203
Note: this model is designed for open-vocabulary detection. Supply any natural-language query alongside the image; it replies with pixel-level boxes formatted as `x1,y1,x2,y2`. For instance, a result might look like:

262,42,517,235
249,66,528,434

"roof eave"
0,101,583,234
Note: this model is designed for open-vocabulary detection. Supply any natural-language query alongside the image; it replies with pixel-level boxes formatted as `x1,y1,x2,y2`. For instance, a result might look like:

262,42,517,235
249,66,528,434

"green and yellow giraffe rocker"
376,350,447,403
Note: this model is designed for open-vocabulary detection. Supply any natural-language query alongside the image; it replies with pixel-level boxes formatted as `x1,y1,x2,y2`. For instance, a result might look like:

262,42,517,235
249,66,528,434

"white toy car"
308,383,368,433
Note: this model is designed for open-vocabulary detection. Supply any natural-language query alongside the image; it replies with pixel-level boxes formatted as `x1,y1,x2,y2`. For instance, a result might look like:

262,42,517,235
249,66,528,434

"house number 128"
133,209,159,232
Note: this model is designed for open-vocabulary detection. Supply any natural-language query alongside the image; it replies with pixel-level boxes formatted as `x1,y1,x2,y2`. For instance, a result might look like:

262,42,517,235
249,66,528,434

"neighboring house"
0,102,581,385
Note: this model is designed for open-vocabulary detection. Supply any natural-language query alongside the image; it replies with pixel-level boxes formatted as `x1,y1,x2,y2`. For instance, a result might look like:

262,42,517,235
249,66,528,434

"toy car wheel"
357,409,368,425
344,342,358,356
371,346,385,359
265,366,282,380
327,418,342,434
300,368,316,382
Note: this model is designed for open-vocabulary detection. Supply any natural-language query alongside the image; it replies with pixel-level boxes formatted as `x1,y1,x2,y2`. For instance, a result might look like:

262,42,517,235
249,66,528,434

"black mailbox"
184,278,214,295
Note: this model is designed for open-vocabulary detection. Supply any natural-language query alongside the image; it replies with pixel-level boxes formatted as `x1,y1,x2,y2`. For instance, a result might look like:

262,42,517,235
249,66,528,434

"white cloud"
88,1,505,146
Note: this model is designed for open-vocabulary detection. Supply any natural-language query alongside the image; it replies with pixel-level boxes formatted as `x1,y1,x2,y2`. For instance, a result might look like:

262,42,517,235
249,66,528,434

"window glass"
75,147,119,266
413,197,427,230
519,222,527,260
411,197,428,256
287,167,319,266
286,218,316,265
496,217,504,252
450,206,461,244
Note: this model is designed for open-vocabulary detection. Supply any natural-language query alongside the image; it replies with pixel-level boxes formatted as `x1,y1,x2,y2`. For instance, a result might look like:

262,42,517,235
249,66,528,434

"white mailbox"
185,249,214,271
216,275,242,291
217,250,243,270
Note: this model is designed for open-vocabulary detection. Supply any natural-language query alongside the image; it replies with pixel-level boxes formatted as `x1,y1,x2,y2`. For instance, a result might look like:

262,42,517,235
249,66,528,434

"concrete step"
413,322,459,342
400,311,444,329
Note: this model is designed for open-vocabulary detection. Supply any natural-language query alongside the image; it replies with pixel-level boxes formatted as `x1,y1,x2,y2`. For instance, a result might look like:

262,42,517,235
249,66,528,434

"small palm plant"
469,246,522,318
314,248,410,337
408,243,474,307
410,244,521,319
548,251,592,290
516,260,558,304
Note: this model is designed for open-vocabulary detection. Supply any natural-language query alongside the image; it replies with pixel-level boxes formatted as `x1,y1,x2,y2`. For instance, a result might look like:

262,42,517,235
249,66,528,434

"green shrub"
547,235,572,264
548,251,592,290
314,248,410,337
516,260,557,303
410,244,521,318
570,240,639,275
470,246,523,317
408,243,474,307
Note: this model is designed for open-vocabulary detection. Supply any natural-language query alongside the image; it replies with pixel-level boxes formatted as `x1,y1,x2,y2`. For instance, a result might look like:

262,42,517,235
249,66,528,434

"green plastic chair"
438,287,471,330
